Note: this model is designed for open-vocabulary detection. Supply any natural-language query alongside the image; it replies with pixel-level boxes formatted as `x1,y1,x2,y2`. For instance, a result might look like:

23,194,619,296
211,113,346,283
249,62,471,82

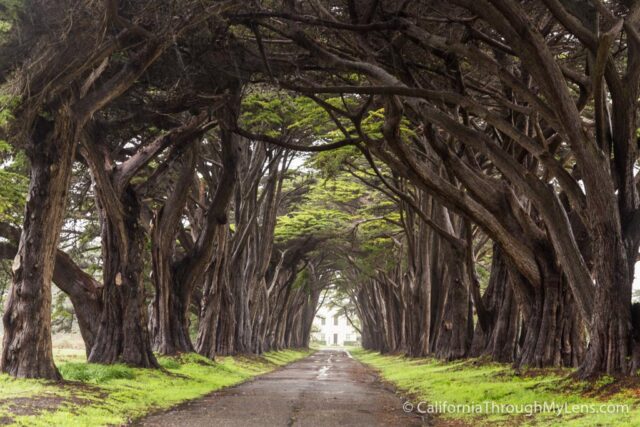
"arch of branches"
0,0,639,380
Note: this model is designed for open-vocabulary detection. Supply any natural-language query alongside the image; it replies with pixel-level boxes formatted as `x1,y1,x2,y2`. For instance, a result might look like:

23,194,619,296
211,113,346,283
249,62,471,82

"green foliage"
292,267,310,291
310,145,360,177
0,167,27,225
241,91,348,140
0,0,21,36
0,94,19,129
0,119,28,226
359,107,416,141
244,90,403,277
276,207,351,241
275,171,397,247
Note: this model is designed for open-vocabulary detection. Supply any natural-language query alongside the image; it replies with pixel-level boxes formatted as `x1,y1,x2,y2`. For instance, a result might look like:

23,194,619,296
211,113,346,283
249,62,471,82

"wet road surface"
136,349,428,426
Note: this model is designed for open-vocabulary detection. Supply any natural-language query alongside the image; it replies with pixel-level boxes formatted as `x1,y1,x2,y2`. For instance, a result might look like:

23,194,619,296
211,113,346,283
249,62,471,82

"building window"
321,317,325,325
334,315,339,325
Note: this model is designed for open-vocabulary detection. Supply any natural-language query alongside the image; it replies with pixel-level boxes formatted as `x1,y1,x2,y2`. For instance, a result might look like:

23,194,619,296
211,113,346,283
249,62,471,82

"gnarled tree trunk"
88,188,158,367
1,115,77,380
470,245,519,363
149,146,197,355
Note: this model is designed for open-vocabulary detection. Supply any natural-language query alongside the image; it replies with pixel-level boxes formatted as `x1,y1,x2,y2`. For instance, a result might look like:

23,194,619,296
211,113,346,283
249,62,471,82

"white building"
311,304,360,346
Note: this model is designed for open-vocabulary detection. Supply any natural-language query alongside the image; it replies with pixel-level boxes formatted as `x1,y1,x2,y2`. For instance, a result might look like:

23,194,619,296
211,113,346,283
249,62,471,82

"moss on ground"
0,348,311,426
350,348,640,426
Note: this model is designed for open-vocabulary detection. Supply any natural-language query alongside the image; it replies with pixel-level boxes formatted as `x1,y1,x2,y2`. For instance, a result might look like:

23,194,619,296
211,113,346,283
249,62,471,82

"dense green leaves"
0,167,26,225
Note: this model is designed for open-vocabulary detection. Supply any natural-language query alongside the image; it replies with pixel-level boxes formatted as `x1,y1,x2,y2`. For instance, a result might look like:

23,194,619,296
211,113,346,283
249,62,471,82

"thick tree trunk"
88,189,158,367
149,275,193,355
512,256,584,369
405,265,432,357
233,269,252,353
470,246,519,362
0,226,101,357
359,282,386,351
214,282,236,355
249,279,269,353
1,116,76,380
432,252,473,360
149,147,197,355
149,125,238,356
196,228,229,359
579,236,632,377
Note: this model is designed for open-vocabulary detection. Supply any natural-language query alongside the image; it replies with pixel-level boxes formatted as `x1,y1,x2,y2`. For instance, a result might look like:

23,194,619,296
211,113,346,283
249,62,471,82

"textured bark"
432,259,473,360
1,114,77,380
470,246,519,362
579,236,632,377
149,147,197,355
149,271,194,355
88,188,158,367
510,253,585,369
51,250,102,355
196,228,230,359
0,225,101,355
2,29,169,376
228,146,285,354
83,109,214,367
81,137,157,367
152,94,242,359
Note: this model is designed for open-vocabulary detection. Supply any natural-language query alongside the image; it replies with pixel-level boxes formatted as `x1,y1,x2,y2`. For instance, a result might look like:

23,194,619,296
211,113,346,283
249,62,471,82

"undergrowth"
0,348,311,426
350,348,639,426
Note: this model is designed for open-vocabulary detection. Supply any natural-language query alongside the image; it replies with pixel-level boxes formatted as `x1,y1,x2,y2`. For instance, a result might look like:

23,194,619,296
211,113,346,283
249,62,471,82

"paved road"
136,350,429,426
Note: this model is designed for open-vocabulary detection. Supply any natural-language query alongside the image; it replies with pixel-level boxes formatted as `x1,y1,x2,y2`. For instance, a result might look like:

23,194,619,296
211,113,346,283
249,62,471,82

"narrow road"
136,350,428,426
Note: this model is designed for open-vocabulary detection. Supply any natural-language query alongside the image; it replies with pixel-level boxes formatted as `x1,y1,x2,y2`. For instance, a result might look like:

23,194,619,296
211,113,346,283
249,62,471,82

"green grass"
350,348,640,426
0,348,312,426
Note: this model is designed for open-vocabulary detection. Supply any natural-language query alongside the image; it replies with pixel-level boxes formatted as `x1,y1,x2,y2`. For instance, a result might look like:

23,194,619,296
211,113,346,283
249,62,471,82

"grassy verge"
350,348,640,426
0,348,312,426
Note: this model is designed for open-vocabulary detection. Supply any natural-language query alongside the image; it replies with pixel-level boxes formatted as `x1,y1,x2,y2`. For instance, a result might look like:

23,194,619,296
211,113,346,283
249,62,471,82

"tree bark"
149,146,197,355
579,235,632,377
510,254,585,369
88,188,158,367
1,115,77,380
196,228,230,359
0,224,102,356
470,246,519,362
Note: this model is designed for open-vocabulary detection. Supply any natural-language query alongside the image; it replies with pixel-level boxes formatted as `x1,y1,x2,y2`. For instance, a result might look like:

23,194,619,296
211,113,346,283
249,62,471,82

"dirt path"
135,349,429,426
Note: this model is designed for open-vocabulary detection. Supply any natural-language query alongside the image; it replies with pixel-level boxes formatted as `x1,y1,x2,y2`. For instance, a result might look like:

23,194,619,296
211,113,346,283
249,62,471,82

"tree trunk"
470,246,519,362
149,146,197,355
196,228,229,359
1,115,76,380
149,273,194,355
0,225,102,357
512,255,584,369
301,287,321,348
579,235,632,377
52,251,102,356
432,251,473,360
88,188,158,367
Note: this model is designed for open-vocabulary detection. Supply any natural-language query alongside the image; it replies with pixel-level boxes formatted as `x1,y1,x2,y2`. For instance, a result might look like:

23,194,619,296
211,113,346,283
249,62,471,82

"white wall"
311,305,360,346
